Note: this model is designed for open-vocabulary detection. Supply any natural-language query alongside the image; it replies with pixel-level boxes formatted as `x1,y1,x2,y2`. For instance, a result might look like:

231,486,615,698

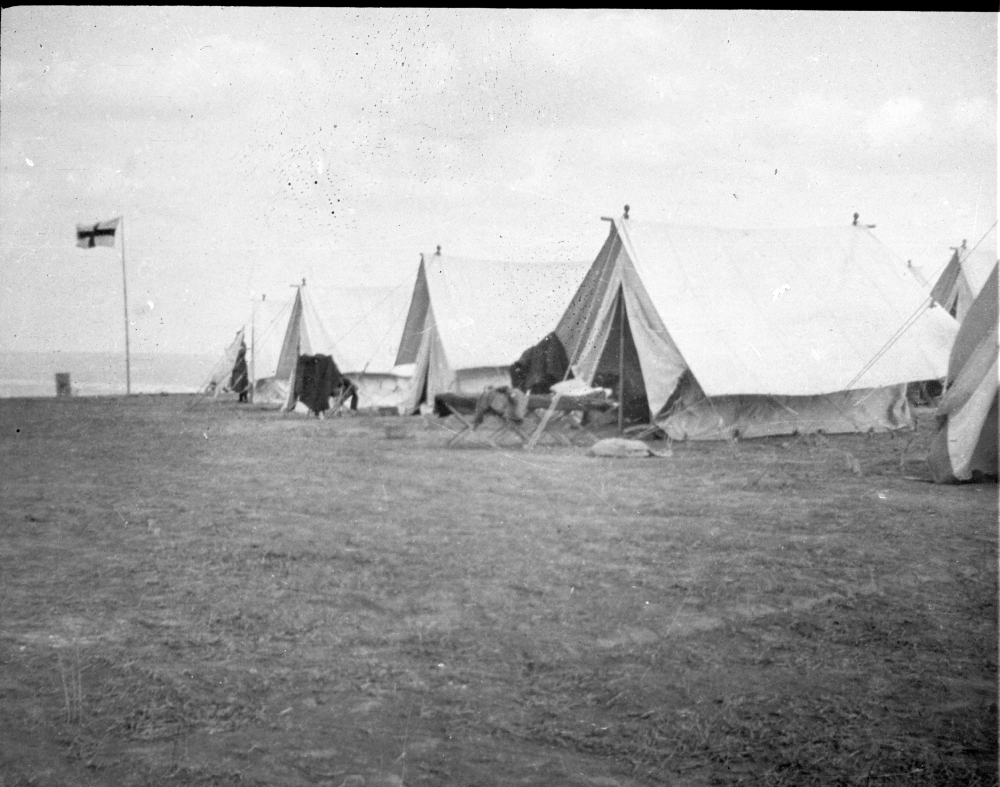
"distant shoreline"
0,394,200,402
0,350,217,399
0,388,203,400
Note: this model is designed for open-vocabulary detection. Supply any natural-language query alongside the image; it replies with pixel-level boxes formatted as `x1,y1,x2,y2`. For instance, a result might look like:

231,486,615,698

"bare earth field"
1,395,996,786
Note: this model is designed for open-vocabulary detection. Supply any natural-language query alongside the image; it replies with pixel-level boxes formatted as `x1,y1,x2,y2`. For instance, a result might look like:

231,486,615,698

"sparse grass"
55,640,84,725
0,395,996,786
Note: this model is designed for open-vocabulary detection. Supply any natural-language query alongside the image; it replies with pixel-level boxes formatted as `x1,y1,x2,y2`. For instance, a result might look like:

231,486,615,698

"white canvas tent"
203,328,246,395
201,295,295,403
248,292,305,404
395,252,589,413
930,233,997,323
554,217,959,440
928,263,999,483
313,285,414,411
250,284,414,411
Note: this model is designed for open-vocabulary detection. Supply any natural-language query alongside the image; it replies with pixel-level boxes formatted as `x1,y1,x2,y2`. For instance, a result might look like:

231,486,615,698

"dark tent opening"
592,288,649,424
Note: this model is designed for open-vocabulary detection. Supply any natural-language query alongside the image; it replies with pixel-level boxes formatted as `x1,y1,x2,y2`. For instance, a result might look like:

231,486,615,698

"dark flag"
76,218,120,249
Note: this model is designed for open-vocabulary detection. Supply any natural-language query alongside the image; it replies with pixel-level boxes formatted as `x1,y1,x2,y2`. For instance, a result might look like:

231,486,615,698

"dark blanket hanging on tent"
510,332,571,394
294,354,348,415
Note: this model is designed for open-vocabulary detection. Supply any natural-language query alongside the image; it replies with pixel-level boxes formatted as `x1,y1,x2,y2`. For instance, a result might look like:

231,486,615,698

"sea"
0,351,218,398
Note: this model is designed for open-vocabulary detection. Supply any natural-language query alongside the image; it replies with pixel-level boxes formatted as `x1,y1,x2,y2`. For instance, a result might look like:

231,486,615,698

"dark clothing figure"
336,377,359,411
294,354,346,415
510,332,571,394
230,342,249,403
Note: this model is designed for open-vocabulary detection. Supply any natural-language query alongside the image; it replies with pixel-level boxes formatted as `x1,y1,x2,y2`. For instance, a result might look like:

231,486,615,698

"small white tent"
249,290,314,405
555,216,959,440
395,252,589,413
203,328,246,395
238,293,298,402
928,263,999,483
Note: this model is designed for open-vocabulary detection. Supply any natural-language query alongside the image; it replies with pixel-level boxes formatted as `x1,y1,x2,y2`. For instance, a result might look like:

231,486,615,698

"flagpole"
120,216,132,395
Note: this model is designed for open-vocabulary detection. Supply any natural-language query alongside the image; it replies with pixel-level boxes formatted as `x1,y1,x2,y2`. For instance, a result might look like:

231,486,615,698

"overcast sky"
1,9,996,356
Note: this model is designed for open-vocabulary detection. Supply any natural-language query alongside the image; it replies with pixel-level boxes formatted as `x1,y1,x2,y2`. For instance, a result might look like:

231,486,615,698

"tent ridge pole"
617,285,625,434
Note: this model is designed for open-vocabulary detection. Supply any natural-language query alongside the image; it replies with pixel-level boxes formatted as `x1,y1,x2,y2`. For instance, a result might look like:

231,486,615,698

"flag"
76,218,120,249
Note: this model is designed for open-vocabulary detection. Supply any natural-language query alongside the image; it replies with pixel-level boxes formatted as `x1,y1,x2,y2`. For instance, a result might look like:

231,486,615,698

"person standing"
230,341,249,403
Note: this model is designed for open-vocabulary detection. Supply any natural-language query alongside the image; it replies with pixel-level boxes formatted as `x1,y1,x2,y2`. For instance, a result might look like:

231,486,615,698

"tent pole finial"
853,213,859,226
623,205,630,219
435,245,441,256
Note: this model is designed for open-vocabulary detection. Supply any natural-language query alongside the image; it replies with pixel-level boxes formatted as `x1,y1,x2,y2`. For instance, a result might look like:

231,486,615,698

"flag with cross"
76,218,120,249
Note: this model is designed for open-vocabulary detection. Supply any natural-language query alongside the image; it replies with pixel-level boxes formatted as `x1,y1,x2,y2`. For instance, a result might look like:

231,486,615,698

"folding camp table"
434,392,532,447
435,391,617,448
523,392,619,448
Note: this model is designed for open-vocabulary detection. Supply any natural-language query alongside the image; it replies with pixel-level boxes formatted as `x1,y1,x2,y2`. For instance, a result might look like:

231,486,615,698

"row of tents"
205,284,415,412
206,214,998,482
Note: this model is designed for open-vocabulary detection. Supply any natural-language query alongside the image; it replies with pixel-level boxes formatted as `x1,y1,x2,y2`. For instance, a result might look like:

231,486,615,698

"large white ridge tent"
314,284,414,411
553,215,960,440
395,251,589,413
253,284,413,411
930,229,998,323
928,262,999,483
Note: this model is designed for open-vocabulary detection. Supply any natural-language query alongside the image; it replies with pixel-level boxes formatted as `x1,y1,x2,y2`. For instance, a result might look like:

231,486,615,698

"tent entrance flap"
417,371,429,411
593,288,649,424
402,313,432,414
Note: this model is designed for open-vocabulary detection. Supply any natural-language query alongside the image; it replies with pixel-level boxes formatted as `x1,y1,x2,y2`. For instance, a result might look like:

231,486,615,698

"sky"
1,9,996,357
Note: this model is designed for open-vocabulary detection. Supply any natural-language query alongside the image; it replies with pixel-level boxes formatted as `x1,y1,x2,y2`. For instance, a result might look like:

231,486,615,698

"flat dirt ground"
1,395,996,787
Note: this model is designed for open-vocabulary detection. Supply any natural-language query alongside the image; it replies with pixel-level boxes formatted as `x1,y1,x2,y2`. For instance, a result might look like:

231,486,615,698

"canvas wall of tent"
211,284,413,412
310,285,415,411
394,251,590,414
552,217,960,440
201,294,295,402
928,262,999,483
